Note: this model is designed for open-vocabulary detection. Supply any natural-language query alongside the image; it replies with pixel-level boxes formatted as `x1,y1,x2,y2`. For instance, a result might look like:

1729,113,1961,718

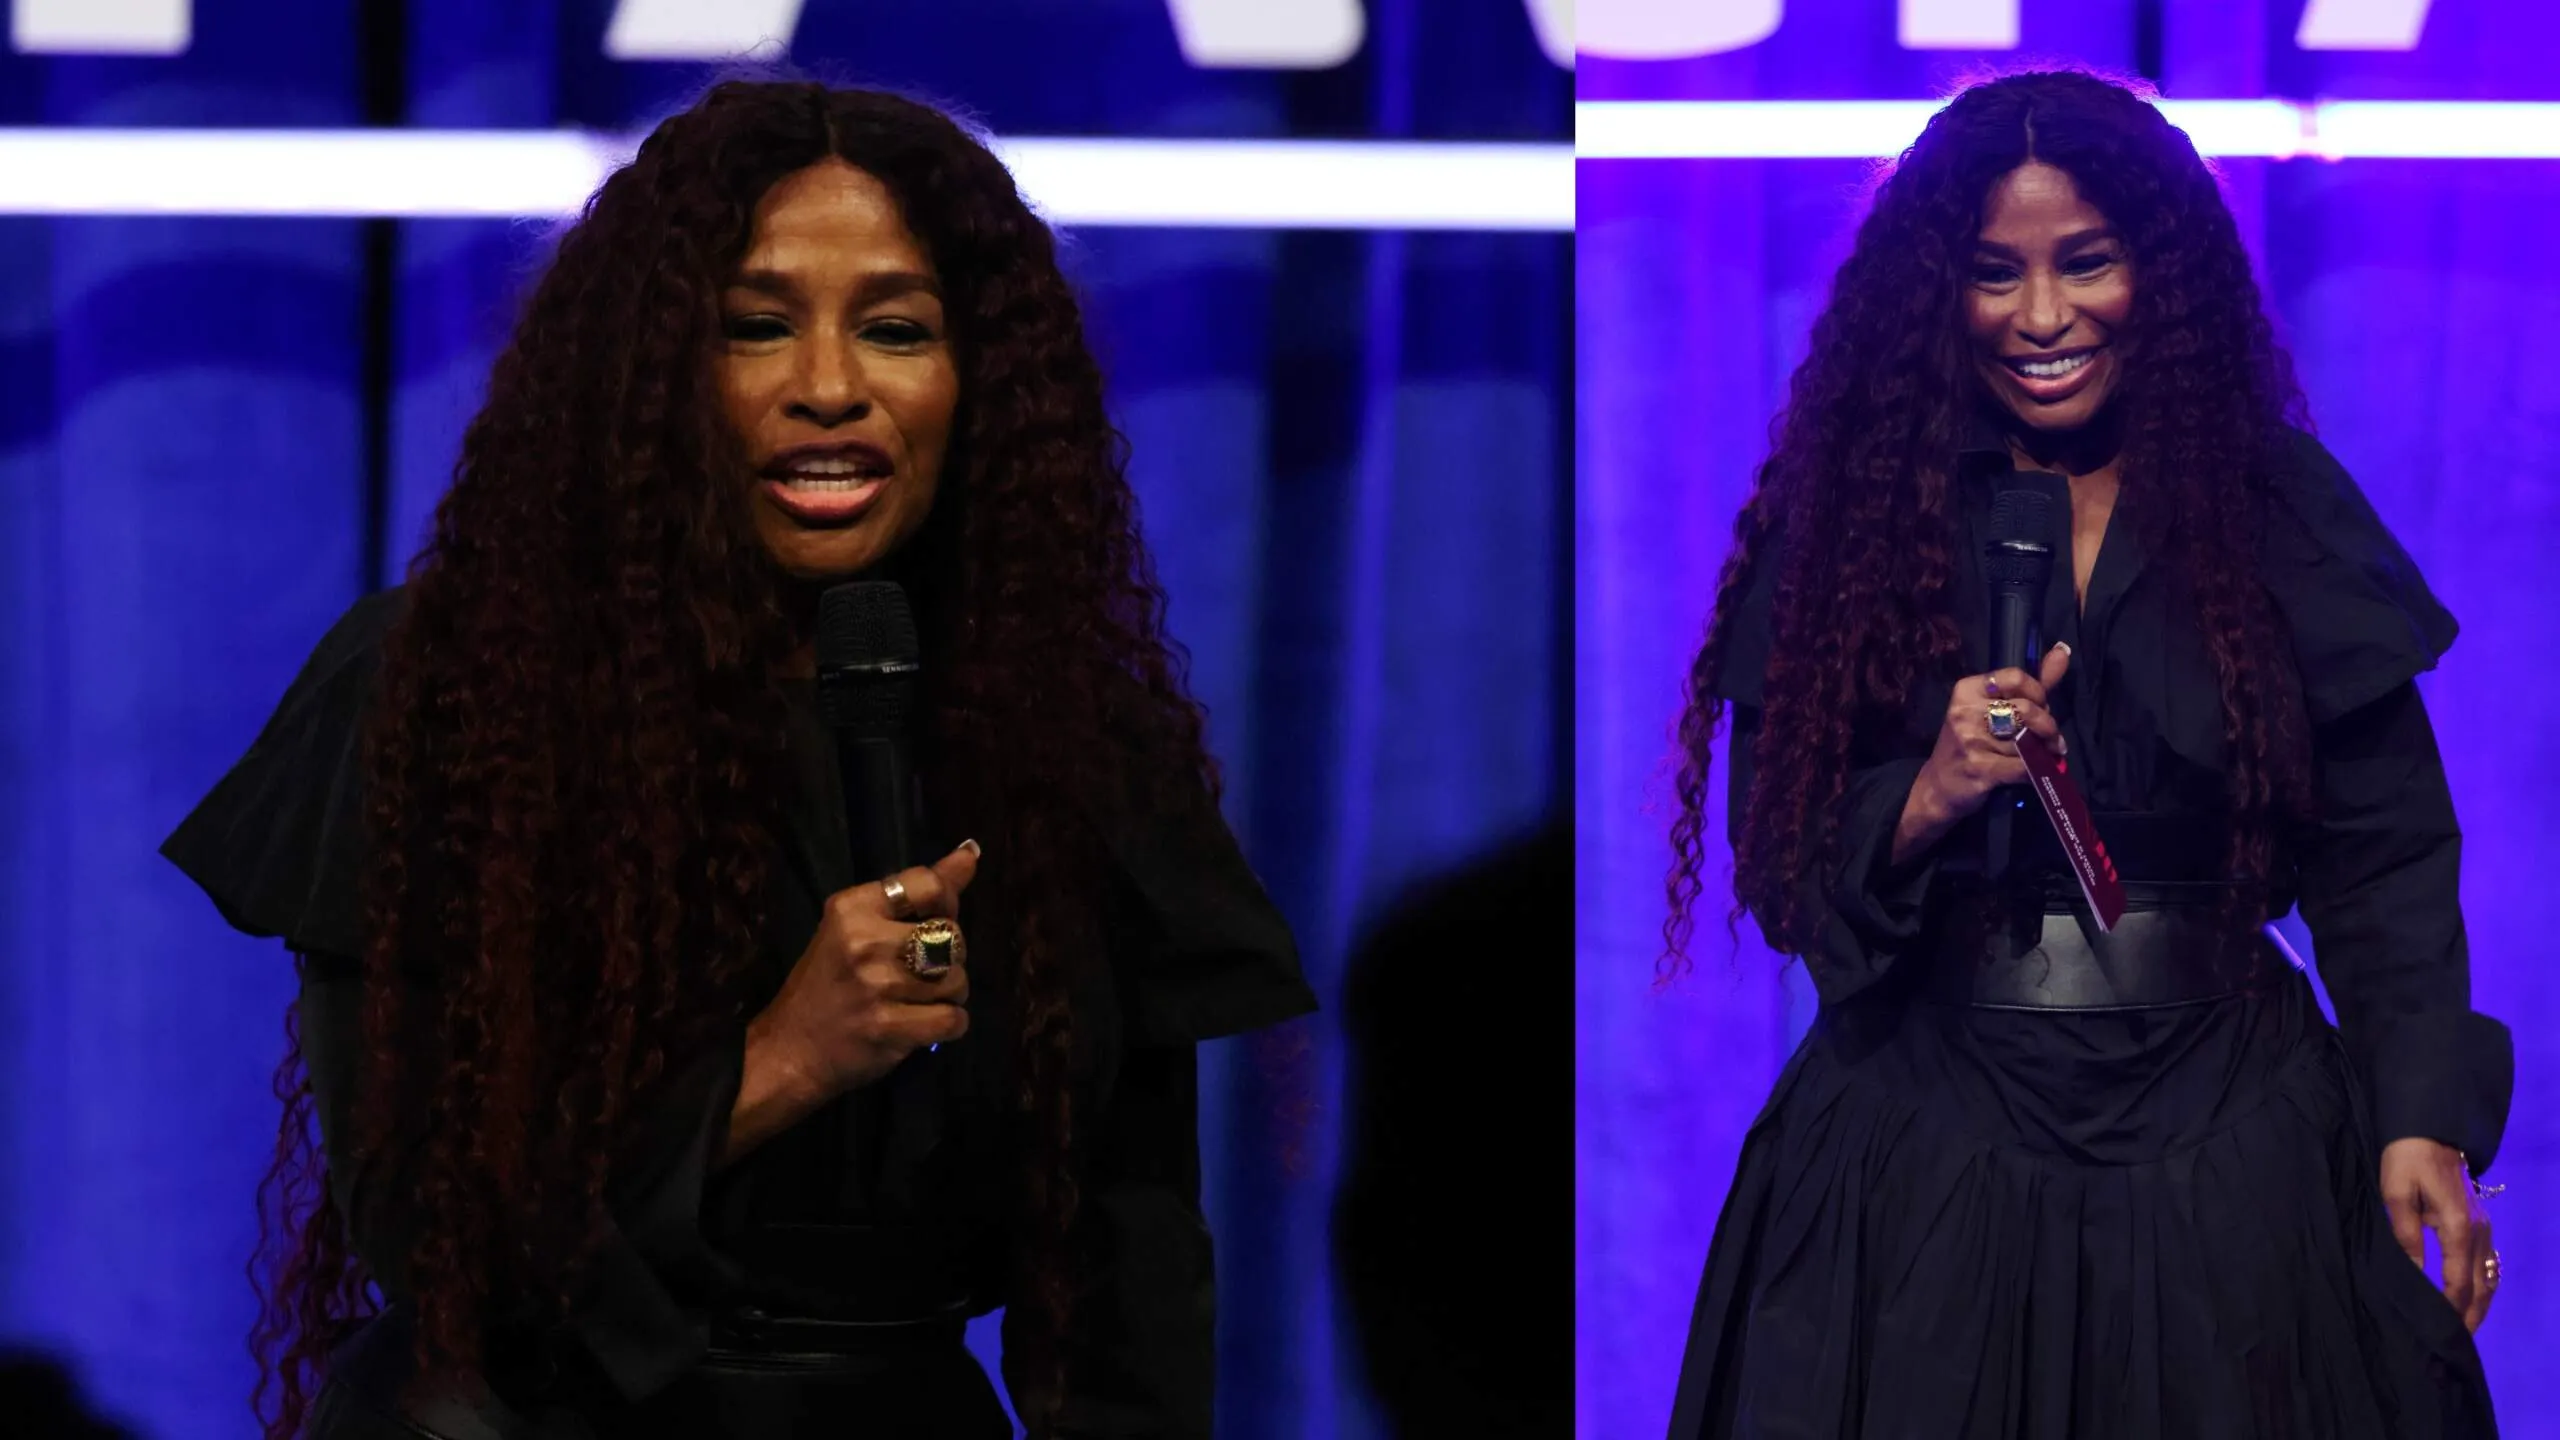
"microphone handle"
1985,584,2041,876
835,734,921,881
832,730,925,1208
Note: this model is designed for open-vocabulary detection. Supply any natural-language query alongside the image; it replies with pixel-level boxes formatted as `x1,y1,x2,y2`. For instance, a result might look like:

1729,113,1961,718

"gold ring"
2485,1250,2503,1291
1985,699,2022,743
902,917,964,979
881,876,915,918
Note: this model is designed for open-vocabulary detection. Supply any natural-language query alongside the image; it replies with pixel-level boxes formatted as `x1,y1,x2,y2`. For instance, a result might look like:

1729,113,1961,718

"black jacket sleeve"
2292,685,2513,1172
1725,705,1936,1008
1714,531,1938,1008
294,946,748,1396
2264,431,2512,1173
163,588,748,1401
1033,786,1315,1438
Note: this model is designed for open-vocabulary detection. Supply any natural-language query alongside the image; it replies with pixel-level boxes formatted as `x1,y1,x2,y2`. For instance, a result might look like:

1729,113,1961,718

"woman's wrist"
721,1012,833,1169
1891,767,1958,867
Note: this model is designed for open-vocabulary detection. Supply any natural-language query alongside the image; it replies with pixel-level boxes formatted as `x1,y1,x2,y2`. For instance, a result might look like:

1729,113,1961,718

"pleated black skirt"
1666,965,2496,1439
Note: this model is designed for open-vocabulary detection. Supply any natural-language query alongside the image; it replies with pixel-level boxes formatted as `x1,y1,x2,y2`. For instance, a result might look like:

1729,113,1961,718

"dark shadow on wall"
0,1349,140,1438
1332,819,1570,1438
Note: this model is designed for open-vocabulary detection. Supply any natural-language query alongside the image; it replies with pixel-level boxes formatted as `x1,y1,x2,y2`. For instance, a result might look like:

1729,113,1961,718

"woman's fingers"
2466,1219,2496,1331
832,841,982,925
878,998,971,1050
1980,666,2047,708
1965,696,2059,754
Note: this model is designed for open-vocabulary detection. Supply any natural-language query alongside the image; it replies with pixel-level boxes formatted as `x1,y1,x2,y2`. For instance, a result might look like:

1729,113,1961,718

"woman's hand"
750,840,979,1104
2381,1136,2497,1332
1893,643,2072,865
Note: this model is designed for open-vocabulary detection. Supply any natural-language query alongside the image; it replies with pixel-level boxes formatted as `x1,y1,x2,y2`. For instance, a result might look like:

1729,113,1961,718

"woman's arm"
1726,704,1941,1007
1037,1041,1216,1440
293,947,752,1400
718,1013,836,1168
2291,681,2512,1169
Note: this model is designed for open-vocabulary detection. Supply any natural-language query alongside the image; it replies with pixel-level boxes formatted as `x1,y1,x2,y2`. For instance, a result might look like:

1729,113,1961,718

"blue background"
1580,1,2559,1435
0,1,1569,1435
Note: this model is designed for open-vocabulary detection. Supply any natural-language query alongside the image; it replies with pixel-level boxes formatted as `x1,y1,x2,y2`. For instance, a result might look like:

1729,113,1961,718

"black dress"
1667,428,2514,1439
161,587,1316,1439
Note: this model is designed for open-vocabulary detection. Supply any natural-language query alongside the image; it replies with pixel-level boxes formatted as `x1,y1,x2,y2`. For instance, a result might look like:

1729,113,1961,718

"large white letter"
1161,0,1364,67
12,0,189,54
1577,0,1779,57
1900,0,2018,49
603,0,803,60
2296,0,2432,49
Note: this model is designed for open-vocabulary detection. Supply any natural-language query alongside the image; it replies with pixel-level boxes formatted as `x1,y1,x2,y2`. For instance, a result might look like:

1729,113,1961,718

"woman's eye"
724,316,788,341
864,318,935,346
1972,265,2018,286
2066,253,2115,275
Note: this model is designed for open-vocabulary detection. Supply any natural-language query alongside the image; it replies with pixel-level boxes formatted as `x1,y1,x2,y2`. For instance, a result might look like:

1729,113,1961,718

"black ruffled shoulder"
1095,785,1316,1045
1706,528,1782,710
161,586,408,960
2263,429,2459,725
163,581,1314,1042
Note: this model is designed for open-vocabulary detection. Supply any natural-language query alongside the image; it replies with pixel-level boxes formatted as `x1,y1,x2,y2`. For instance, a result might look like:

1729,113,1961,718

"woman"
162,80,1312,1439
1662,71,2512,1437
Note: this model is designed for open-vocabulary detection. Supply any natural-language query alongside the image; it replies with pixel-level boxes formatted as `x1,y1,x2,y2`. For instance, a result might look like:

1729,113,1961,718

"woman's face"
1964,160,2132,436
716,157,960,582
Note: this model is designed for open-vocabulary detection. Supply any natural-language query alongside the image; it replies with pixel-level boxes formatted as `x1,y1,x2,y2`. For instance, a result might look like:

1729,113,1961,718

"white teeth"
784,476,878,492
2016,352,2094,380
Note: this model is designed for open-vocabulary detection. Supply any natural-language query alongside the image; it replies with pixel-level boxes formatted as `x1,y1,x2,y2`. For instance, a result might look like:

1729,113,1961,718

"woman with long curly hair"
1661,70,2511,1437
161,78,1311,1439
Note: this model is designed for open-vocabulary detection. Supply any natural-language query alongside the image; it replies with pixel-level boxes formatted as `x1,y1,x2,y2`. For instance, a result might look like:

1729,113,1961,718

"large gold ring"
902,917,964,980
1985,699,2023,743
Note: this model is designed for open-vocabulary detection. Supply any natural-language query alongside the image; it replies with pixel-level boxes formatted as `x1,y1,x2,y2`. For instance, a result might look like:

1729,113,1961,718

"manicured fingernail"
2056,641,2073,656
959,838,982,857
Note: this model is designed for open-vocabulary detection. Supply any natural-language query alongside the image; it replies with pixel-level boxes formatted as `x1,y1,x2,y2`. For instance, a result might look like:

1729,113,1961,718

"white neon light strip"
1577,100,2560,160
0,130,1573,230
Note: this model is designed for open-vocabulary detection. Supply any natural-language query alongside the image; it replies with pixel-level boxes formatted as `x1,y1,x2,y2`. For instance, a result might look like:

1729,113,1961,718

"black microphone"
816,583,933,1181
1984,484,2055,876
817,582,926,884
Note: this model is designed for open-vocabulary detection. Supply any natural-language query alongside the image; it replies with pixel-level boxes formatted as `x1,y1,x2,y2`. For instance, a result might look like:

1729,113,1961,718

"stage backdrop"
0,1,1568,1436
1580,2,2557,1436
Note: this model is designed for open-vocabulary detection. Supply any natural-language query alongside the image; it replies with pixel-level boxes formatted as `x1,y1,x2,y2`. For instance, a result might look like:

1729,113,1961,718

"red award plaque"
2015,732,2125,931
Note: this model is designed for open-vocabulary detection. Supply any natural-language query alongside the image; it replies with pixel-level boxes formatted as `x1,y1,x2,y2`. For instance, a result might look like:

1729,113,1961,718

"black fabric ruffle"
2264,430,2459,725
159,586,405,961
1668,972,2496,1439
159,584,1313,1044
1707,428,2458,732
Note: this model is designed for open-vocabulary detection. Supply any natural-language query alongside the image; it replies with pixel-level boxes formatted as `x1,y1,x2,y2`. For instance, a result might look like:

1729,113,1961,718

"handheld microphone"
816,582,925,884
1984,485,2054,875
815,582,932,1191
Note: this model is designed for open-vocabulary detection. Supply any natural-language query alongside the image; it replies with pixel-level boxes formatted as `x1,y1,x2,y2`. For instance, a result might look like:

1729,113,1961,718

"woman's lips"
763,476,886,526
2001,347,2103,405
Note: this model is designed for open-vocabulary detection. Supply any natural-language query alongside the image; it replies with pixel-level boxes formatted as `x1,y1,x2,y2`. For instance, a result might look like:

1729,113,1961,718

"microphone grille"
815,582,919,737
1989,485,2054,544
1985,484,2056,586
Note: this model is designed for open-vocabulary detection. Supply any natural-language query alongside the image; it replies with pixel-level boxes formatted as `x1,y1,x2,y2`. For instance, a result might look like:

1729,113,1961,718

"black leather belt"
706,1305,971,1361
1920,878,2297,1011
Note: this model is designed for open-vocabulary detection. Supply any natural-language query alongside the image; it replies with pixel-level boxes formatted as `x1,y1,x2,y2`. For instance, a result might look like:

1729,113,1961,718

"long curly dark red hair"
247,78,1214,1436
1665,69,2314,971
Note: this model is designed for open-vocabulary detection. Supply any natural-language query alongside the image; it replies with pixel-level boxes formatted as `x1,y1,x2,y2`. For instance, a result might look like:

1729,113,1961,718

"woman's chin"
755,515,900,584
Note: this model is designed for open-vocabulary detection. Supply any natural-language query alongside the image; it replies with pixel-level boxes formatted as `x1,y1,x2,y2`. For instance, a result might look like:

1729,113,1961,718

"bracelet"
2459,1150,2508,1202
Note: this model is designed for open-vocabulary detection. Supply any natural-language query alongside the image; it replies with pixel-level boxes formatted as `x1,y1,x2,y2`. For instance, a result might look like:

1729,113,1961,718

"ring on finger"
2485,1249,2503,1292
903,917,965,980
882,875,916,919
1985,698,2023,743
